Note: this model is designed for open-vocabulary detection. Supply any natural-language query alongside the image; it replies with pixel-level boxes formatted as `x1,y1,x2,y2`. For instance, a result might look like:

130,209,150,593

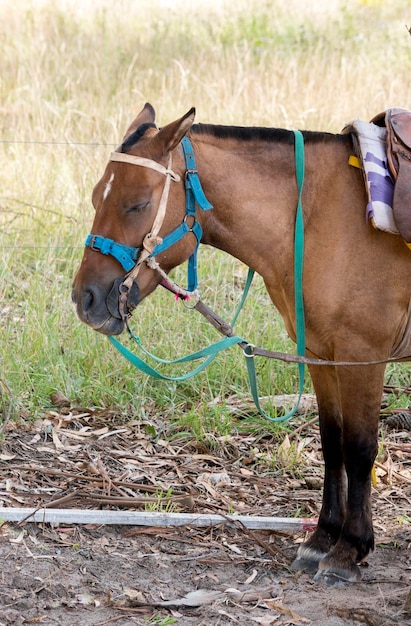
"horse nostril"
82,288,95,314
72,287,95,317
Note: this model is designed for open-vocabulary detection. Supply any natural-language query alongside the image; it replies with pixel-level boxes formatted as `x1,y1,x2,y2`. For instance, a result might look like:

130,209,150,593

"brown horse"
72,103,411,584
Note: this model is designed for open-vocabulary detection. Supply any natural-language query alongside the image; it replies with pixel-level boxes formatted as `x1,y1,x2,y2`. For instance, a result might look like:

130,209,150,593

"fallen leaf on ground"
263,600,309,624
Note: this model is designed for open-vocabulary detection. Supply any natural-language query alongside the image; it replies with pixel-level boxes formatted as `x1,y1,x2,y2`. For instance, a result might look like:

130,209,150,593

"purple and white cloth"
350,120,396,234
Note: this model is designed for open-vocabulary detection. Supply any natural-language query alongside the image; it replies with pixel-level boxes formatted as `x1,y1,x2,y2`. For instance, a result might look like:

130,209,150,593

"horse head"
72,103,196,335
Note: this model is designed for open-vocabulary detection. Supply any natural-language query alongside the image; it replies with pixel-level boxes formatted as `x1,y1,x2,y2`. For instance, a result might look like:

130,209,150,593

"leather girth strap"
372,107,411,244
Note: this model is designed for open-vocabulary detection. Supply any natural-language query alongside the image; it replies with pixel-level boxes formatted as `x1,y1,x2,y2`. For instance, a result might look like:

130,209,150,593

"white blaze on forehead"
103,172,115,201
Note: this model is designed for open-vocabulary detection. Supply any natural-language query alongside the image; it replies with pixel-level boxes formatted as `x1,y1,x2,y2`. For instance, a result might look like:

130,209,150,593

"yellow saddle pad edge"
349,155,361,168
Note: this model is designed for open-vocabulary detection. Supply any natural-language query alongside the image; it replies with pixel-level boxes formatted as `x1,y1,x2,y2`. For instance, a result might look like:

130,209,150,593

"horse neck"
187,127,306,275
184,128,355,334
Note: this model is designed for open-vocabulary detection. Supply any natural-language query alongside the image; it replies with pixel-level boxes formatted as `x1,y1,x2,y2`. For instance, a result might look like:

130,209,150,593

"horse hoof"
291,555,319,573
291,545,327,573
314,563,362,586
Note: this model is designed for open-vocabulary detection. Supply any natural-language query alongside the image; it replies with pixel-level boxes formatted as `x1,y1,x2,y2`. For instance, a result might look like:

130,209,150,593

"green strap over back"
244,130,305,421
108,129,306,422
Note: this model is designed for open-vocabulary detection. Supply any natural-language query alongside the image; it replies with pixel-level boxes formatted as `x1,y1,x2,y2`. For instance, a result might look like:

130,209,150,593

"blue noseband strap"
85,136,212,290
85,234,139,272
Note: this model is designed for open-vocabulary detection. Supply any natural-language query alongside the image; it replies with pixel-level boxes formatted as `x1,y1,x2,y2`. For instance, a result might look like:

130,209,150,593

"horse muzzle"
71,277,140,335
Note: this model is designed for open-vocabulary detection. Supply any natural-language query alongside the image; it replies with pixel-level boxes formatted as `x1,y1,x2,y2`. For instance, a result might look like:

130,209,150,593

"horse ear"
122,103,156,141
155,107,196,154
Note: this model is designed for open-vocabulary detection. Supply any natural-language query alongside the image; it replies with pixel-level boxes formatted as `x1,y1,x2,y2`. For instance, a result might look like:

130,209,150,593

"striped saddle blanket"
345,107,411,246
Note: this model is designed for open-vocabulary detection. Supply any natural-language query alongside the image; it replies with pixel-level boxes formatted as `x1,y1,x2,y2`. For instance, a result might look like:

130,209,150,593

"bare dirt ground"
0,401,410,626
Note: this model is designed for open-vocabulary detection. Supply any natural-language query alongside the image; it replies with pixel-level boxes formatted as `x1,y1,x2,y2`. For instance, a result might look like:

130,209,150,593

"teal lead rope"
107,270,255,382
109,129,306,422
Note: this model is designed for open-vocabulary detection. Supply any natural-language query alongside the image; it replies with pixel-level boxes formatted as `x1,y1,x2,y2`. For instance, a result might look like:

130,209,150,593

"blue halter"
85,136,213,292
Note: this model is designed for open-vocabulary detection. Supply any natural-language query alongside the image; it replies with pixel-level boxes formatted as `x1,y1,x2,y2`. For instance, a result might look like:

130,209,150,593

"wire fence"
0,140,117,146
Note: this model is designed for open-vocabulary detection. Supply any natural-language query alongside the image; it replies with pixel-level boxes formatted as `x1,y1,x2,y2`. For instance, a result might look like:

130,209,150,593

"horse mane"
191,123,347,144
120,120,348,153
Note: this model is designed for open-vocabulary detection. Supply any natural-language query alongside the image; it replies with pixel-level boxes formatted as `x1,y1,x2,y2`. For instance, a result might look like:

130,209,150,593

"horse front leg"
292,365,347,572
313,365,383,585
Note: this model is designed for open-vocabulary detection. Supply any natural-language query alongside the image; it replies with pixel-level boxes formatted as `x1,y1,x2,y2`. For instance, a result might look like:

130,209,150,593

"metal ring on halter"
183,214,196,232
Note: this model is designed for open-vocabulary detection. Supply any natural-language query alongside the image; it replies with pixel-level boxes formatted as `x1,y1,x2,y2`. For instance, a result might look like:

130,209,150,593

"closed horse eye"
126,200,150,214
